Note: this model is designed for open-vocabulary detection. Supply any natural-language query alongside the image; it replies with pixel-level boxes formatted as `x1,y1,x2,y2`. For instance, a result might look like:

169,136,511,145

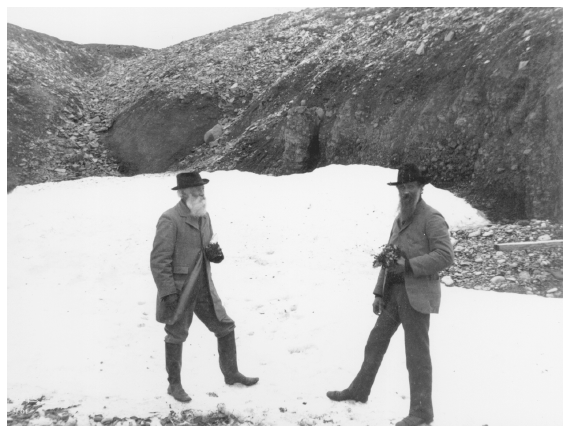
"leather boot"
165,342,191,402
218,331,259,386
326,389,368,403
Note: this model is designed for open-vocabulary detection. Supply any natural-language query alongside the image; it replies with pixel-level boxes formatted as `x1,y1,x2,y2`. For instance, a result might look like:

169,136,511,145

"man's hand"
392,257,406,274
373,296,383,315
205,242,224,263
162,293,179,309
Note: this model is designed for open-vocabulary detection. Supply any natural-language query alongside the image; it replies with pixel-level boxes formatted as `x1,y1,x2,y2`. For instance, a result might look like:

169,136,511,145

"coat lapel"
175,200,200,230
184,215,200,230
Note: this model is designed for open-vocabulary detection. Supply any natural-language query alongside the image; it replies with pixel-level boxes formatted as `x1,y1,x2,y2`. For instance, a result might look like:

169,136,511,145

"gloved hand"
205,242,224,263
209,252,224,264
162,293,179,309
373,296,385,315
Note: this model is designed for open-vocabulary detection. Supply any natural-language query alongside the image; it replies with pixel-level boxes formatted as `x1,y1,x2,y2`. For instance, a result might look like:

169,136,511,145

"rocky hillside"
7,24,151,189
7,8,563,222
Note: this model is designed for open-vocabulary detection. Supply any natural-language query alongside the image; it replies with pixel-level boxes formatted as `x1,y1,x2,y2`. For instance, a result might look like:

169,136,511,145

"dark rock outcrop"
280,106,323,173
206,7,563,222
103,91,221,174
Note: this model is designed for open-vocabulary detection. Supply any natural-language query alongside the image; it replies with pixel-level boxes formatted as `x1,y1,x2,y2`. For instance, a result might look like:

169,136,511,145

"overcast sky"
6,2,563,50
7,7,307,49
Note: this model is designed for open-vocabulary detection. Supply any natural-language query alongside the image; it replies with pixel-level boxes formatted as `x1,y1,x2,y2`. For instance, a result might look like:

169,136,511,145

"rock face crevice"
306,125,322,172
280,106,324,173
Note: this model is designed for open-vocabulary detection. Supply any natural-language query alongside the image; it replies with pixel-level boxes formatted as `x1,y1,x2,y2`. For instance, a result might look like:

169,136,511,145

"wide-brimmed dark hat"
387,164,430,186
171,171,209,190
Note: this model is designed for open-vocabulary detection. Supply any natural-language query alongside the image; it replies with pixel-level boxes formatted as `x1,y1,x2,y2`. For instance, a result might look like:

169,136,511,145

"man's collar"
175,200,203,230
176,199,206,223
176,200,192,216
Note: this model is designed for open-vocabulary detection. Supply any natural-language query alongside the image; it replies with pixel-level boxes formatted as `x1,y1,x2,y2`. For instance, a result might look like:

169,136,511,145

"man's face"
397,181,422,206
187,185,205,199
184,186,207,216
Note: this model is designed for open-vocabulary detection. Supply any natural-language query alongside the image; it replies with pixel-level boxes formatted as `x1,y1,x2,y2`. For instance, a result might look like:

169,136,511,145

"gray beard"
186,197,207,217
398,197,418,222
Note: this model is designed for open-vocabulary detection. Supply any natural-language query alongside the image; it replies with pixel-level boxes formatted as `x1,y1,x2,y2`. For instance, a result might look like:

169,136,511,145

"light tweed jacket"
374,199,454,314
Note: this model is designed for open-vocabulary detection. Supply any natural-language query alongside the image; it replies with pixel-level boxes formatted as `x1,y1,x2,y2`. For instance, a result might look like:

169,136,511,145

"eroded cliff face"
185,7,562,221
8,8,562,221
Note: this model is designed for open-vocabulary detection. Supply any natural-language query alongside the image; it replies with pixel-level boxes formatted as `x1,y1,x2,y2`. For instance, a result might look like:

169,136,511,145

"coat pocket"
173,266,189,274
173,266,189,292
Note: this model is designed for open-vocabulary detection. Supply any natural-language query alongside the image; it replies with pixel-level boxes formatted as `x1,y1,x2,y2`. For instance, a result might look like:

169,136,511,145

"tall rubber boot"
217,331,259,386
165,342,192,402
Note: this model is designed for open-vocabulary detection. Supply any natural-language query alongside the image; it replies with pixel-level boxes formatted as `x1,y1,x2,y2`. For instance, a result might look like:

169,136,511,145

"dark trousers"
164,282,235,344
348,283,433,422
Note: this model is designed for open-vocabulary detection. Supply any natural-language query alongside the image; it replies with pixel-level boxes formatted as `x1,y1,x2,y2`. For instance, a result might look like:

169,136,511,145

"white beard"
186,196,207,217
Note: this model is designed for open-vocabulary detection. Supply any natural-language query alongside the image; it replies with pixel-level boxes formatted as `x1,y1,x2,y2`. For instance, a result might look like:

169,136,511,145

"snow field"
7,165,562,426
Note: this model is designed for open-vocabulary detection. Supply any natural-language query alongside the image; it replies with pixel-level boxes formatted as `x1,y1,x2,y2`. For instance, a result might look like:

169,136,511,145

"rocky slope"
7,7,563,222
7,23,151,190
443,219,562,298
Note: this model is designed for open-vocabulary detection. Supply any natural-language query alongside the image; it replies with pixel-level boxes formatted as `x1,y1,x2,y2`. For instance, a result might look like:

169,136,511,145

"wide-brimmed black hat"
387,164,430,186
171,171,209,190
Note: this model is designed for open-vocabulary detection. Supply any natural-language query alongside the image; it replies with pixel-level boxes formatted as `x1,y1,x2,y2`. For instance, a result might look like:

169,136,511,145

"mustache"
186,196,206,207
188,195,206,202
187,197,207,216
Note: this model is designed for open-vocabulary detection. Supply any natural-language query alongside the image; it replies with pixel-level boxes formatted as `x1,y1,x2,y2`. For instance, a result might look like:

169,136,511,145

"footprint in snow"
288,344,315,354
249,256,269,265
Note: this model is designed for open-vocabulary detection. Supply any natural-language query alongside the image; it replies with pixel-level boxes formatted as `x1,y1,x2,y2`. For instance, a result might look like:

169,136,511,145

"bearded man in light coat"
151,171,258,403
326,164,454,426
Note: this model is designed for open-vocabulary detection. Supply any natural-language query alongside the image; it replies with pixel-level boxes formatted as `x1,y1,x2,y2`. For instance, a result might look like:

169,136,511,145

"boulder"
444,31,455,41
416,42,426,55
103,92,221,174
204,124,224,144
468,229,482,237
518,271,531,281
491,276,506,284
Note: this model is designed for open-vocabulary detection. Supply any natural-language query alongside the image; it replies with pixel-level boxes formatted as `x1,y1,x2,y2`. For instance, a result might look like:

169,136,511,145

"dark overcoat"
150,200,231,324
373,199,454,314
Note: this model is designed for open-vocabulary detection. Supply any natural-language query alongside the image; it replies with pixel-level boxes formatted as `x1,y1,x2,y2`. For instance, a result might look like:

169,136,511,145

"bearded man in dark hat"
326,164,454,426
150,171,258,403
